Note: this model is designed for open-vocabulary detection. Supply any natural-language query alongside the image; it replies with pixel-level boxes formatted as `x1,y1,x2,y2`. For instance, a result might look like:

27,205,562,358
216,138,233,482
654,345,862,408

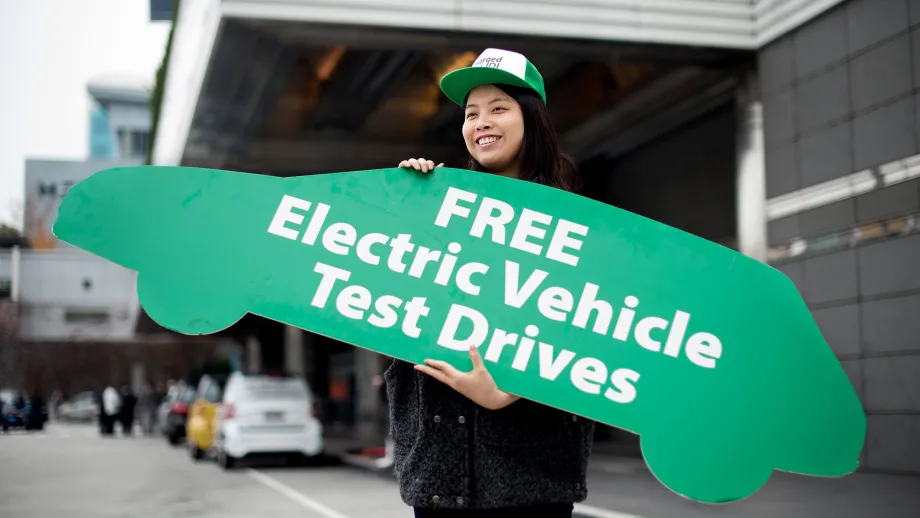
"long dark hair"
465,85,581,194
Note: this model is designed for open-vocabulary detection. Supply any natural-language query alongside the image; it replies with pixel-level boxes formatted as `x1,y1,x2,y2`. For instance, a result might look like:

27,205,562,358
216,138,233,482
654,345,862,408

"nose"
475,113,493,131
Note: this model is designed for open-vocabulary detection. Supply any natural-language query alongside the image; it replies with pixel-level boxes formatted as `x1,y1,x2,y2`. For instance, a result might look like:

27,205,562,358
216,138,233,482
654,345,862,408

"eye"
493,106,507,113
465,112,477,120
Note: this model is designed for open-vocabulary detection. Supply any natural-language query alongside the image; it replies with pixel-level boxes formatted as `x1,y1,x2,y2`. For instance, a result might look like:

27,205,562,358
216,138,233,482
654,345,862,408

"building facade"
761,0,920,474
87,78,152,160
19,78,152,341
148,0,917,471
5,78,223,397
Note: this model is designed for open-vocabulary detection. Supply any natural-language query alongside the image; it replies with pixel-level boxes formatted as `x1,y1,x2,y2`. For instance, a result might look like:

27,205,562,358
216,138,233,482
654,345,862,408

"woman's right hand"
398,158,443,173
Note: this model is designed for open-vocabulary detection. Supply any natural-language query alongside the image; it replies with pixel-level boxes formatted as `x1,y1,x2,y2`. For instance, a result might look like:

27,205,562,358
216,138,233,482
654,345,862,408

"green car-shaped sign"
54,165,867,504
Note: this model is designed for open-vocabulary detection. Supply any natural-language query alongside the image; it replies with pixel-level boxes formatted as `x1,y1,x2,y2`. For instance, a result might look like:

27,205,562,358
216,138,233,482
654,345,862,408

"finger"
424,358,464,377
408,158,421,171
398,160,409,168
469,345,486,371
414,364,454,386
418,158,429,173
426,160,436,172
436,163,444,168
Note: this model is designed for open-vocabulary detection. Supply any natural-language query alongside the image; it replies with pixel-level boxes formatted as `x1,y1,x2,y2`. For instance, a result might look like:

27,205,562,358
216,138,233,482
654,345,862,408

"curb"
339,452,396,479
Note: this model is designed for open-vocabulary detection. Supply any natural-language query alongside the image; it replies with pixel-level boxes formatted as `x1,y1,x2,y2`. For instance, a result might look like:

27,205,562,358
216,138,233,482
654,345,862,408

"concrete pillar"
284,326,304,376
222,339,243,373
354,348,382,442
302,333,316,384
131,363,145,394
735,72,768,262
245,335,261,375
10,245,20,302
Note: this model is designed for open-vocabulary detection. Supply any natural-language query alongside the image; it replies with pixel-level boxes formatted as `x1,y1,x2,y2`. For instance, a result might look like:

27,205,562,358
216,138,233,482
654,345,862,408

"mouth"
476,135,502,147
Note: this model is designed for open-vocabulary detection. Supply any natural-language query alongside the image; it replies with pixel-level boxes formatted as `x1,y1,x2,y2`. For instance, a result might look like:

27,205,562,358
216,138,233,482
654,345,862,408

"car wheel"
188,443,203,461
640,426,773,504
218,450,236,470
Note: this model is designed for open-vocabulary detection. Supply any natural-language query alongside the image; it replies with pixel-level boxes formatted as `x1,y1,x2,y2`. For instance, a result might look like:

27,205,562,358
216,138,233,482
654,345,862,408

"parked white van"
214,372,323,469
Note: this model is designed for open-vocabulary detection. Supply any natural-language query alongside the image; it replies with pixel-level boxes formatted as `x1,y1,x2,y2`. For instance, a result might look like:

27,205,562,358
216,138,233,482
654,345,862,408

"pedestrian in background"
119,386,137,437
137,383,155,435
390,48,591,518
101,385,121,436
49,390,62,422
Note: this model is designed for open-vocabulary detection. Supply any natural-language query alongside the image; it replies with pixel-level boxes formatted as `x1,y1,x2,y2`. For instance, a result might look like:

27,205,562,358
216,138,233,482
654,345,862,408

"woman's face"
462,84,525,176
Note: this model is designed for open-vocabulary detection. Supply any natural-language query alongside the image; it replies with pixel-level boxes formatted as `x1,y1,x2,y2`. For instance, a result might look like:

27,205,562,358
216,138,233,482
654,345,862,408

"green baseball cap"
439,48,547,106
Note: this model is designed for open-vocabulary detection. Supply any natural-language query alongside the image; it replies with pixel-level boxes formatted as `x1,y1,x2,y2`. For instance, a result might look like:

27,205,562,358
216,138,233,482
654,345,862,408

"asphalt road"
1,422,918,518
0,422,410,518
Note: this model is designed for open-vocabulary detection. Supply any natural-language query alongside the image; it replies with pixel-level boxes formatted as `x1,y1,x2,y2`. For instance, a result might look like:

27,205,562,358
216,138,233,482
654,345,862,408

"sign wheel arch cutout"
53,164,867,504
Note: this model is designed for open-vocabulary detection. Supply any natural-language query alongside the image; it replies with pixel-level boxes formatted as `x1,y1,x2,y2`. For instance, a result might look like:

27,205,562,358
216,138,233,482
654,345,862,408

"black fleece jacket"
384,358,595,510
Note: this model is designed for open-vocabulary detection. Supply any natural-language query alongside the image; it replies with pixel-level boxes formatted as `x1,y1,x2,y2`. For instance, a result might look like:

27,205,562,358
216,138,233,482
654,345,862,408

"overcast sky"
0,0,170,229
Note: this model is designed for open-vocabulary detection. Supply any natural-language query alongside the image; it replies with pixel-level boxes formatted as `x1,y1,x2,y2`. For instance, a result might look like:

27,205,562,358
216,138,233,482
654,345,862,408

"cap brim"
439,67,534,107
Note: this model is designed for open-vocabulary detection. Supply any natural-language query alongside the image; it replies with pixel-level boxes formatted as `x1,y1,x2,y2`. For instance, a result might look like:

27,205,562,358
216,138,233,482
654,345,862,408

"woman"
388,48,592,517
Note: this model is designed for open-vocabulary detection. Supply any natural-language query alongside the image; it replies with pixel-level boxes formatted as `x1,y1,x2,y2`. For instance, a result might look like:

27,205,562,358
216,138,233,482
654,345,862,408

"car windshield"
177,386,197,404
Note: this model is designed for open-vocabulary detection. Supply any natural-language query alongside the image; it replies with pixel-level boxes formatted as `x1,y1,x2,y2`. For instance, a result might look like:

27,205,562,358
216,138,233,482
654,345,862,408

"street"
2,422,919,518
0,422,409,518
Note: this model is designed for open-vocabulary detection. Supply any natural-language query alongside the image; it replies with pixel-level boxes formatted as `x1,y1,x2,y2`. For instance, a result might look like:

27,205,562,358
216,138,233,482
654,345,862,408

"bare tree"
8,199,24,232
0,224,21,238
0,200,25,237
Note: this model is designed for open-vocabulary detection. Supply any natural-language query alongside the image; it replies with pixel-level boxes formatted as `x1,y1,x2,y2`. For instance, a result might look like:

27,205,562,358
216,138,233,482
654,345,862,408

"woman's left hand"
415,345,521,410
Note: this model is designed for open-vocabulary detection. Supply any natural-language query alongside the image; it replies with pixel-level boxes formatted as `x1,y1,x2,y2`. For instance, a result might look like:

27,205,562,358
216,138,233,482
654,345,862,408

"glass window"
89,104,114,159
204,383,222,403
244,377,308,400
198,376,224,403
117,129,150,158
149,0,174,21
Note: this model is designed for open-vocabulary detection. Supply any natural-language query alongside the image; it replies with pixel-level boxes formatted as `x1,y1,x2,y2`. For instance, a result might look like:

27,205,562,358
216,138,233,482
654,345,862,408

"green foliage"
146,0,181,165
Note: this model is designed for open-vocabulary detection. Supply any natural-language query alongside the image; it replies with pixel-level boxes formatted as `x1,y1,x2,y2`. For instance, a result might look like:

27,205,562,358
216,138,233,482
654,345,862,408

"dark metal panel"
565,67,740,162
304,50,422,134
187,20,300,168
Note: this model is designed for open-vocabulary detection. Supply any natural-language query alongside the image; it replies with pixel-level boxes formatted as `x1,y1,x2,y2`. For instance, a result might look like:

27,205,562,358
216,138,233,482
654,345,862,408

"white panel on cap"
471,48,527,80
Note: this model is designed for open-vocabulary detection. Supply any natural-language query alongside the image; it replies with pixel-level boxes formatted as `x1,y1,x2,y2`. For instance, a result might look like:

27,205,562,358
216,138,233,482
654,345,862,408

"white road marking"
575,503,649,518
248,469,351,518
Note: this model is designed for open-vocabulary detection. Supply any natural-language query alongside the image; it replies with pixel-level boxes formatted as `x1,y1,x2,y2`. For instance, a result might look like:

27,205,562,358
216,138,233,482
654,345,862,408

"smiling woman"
461,84,580,194
461,85,526,178
392,48,591,518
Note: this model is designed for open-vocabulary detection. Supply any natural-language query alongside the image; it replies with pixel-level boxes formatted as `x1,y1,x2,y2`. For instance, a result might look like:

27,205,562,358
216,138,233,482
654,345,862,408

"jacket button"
458,415,466,424
575,483,581,490
432,495,440,503
572,415,578,422
434,415,441,423
456,496,465,505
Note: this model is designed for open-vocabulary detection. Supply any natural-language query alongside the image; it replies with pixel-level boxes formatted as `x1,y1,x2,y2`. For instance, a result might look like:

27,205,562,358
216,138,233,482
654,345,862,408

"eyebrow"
465,97,508,109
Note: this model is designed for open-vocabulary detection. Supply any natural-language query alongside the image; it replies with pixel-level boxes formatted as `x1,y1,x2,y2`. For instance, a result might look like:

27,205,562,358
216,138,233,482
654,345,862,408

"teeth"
478,136,498,145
